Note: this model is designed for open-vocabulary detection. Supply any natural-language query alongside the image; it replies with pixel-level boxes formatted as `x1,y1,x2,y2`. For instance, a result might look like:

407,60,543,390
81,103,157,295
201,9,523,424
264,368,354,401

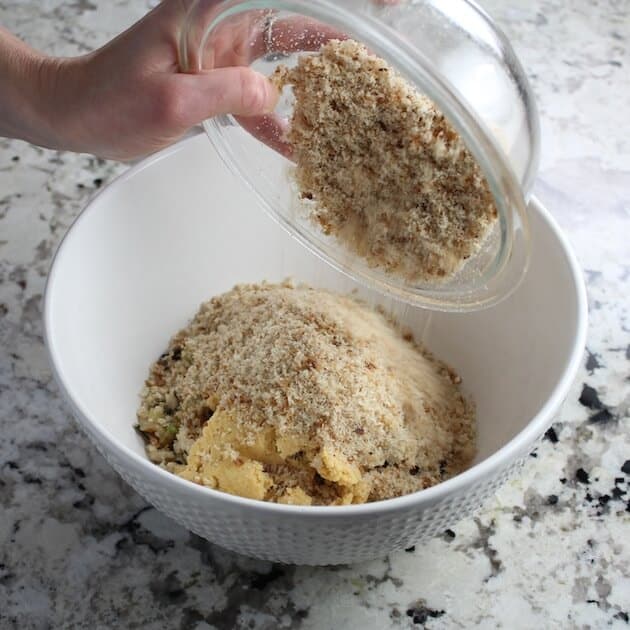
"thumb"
178,66,279,121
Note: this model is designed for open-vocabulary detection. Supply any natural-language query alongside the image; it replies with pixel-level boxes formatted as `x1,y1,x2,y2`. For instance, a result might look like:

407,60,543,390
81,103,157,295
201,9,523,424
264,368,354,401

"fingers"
177,66,279,120
255,15,346,59
173,6,346,159
174,68,292,156
198,14,347,69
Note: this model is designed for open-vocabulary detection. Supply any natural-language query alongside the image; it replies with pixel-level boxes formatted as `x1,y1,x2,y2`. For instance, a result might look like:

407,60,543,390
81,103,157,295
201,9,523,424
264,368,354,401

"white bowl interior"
46,135,581,472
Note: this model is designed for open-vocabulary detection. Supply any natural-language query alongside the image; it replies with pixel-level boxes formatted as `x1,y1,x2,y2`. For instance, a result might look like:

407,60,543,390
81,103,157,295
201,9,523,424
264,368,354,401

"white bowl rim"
43,135,588,517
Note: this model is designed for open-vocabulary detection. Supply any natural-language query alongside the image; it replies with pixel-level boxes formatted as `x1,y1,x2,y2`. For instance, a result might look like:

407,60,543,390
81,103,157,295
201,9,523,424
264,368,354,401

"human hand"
0,0,392,161
0,0,339,160
38,1,287,160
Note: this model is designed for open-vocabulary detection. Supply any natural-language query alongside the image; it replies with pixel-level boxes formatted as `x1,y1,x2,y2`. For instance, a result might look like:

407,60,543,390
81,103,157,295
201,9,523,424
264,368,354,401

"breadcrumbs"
272,39,498,282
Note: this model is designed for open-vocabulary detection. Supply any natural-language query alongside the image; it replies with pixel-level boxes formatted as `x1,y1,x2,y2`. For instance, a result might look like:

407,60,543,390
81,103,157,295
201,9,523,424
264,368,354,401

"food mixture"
137,281,475,505
272,39,498,282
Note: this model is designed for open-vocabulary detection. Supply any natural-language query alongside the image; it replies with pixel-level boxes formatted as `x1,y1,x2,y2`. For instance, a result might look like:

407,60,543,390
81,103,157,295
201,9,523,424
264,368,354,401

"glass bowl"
179,0,540,311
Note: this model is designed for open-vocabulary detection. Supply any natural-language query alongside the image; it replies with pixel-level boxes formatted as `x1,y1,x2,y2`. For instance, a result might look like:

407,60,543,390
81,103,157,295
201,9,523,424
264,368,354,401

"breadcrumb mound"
137,281,475,505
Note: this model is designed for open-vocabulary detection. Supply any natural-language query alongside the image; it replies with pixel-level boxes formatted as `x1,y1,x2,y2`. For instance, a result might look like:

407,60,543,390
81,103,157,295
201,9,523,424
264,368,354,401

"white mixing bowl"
44,134,587,565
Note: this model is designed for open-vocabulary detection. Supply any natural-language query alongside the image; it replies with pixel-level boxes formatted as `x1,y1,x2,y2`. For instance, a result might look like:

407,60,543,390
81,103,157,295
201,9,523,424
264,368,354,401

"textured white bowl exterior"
44,135,587,565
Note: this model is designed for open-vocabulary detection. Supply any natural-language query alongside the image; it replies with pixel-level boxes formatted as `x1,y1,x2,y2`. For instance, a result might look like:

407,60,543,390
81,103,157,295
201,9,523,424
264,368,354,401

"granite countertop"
1,1,629,628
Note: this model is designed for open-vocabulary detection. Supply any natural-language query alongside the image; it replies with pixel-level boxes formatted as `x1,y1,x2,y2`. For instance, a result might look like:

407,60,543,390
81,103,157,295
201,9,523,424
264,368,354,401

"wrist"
29,54,89,152
0,28,86,151
0,30,39,141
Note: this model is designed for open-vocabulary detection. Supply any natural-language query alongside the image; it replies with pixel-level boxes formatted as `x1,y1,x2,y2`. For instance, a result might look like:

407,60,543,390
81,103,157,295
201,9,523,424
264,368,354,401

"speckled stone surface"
0,1,629,628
